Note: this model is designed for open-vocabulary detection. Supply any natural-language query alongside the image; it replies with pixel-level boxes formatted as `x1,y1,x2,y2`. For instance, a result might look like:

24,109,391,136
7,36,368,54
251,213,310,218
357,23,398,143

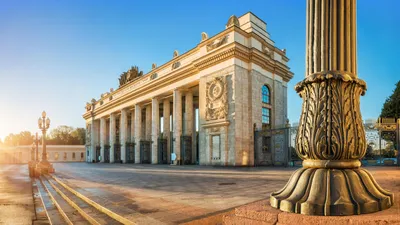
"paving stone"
0,165,35,225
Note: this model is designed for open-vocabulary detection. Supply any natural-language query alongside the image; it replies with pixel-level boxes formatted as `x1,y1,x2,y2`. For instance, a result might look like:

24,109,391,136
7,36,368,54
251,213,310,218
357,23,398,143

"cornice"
84,43,294,120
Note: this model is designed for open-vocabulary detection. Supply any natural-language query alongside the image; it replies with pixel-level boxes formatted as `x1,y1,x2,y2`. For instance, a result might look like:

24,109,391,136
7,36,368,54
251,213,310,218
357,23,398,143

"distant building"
0,145,85,164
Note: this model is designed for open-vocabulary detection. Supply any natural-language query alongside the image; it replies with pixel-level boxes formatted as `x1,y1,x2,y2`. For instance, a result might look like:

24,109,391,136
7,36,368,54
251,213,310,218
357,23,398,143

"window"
81,152,84,159
262,107,270,125
72,153,76,159
64,153,67,160
55,153,59,160
262,85,270,104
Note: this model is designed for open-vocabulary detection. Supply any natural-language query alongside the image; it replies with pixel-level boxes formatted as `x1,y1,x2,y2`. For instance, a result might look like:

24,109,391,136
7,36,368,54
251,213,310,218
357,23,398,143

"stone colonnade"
90,89,197,164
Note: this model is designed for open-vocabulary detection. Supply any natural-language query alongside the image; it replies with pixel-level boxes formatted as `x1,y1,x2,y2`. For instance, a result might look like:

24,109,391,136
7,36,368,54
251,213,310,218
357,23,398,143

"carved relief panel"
205,76,228,121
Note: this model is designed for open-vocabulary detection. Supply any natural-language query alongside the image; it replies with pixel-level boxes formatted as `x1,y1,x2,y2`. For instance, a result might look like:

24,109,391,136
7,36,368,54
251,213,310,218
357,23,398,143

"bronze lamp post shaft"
270,0,393,216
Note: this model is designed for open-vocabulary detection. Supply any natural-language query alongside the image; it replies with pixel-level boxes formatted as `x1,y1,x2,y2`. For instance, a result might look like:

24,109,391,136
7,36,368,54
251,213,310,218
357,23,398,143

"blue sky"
0,0,399,140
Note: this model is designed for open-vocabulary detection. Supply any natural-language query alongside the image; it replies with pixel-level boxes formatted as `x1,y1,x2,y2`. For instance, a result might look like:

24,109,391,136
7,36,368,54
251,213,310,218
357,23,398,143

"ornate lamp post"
35,132,39,162
36,111,54,174
270,0,393,216
30,143,35,161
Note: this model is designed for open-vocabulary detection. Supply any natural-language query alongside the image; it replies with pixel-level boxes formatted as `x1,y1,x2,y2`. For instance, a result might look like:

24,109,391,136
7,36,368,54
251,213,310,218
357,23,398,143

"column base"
270,167,394,216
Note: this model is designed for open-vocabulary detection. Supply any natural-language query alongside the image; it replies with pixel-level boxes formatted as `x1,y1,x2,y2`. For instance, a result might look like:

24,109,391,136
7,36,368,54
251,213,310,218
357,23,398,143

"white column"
130,110,135,143
173,89,182,164
90,119,99,163
151,98,160,164
185,91,194,164
134,105,142,163
100,117,106,162
163,99,171,163
192,105,197,164
120,109,128,163
90,121,95,162
109,113,116,163
145,105,152,140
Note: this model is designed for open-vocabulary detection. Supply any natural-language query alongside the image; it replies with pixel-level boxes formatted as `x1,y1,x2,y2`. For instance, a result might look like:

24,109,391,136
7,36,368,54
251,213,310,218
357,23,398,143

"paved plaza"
52,163,400,224
0,165,34,225
0,164,398,224
53,163,294,224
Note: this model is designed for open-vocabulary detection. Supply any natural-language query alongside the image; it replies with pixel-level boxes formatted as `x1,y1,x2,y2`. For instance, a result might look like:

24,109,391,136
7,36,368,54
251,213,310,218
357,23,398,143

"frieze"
263,45,274,58
151,73,158,80
206,76,228,121
206,35,228,52
172,61,181,70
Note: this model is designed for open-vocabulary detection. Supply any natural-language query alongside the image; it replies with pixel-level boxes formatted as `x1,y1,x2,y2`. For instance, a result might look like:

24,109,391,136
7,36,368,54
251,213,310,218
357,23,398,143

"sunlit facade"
83,12,293,166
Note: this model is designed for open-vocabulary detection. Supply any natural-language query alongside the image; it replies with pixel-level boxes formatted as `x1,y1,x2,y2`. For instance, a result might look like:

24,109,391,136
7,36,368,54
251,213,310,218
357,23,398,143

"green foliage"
364,144,375,160
380,80,400,118
3,131,34,146
290,146,300,160
47,126,86,145
382,149,396,158
2,127,85,146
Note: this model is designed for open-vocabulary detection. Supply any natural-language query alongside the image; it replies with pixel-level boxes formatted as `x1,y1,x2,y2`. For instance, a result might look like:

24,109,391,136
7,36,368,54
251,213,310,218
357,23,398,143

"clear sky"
0,0,399,140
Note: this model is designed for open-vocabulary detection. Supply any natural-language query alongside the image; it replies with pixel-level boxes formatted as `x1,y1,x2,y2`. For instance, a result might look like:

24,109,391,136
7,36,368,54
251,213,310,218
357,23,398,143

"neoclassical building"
83,12,293,166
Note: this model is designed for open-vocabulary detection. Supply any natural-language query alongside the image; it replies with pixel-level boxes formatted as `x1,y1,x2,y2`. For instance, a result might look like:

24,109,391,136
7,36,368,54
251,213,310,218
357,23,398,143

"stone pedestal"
35,160,54,176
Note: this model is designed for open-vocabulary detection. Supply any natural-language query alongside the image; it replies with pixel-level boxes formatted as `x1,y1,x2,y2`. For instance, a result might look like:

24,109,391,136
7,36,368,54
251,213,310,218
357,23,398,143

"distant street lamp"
31,143,35,161
35,132,39,162
36,111,54,174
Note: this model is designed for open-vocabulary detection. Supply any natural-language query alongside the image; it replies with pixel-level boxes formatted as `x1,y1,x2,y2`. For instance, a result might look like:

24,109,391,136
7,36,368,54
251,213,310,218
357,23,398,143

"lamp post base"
35,160,55,176
270,167,394,216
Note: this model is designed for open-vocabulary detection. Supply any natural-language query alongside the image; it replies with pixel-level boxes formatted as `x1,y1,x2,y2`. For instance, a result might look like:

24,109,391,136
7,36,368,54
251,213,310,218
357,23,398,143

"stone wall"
0,145,86,164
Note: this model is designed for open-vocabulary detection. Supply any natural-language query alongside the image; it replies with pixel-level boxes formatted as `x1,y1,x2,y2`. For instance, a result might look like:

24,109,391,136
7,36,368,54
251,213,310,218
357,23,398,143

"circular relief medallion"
208,80,224,101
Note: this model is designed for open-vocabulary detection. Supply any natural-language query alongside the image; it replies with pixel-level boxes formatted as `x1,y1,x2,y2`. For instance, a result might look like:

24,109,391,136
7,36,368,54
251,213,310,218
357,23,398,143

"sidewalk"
0,164,35,225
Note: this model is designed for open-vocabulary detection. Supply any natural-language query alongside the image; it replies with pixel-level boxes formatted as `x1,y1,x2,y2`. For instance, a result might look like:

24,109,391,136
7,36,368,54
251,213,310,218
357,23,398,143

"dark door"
95,146,101,162
104,146,110,163
181,136,192,165
114,144,121,163
158,138,168,164
126,143,135,163
140,141,151,164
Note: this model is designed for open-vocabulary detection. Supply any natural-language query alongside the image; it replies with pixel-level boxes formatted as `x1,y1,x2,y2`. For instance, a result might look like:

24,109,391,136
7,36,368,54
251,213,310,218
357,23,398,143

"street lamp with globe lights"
36,111,54,174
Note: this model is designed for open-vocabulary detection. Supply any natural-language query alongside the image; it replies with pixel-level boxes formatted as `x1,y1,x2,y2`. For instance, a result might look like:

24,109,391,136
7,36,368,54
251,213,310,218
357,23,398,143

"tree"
380,80,400,118
3,131,34,146
4,133,19,146
18,131,34,145
48,126,74,145
71,128,86,145
47,126,86,145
